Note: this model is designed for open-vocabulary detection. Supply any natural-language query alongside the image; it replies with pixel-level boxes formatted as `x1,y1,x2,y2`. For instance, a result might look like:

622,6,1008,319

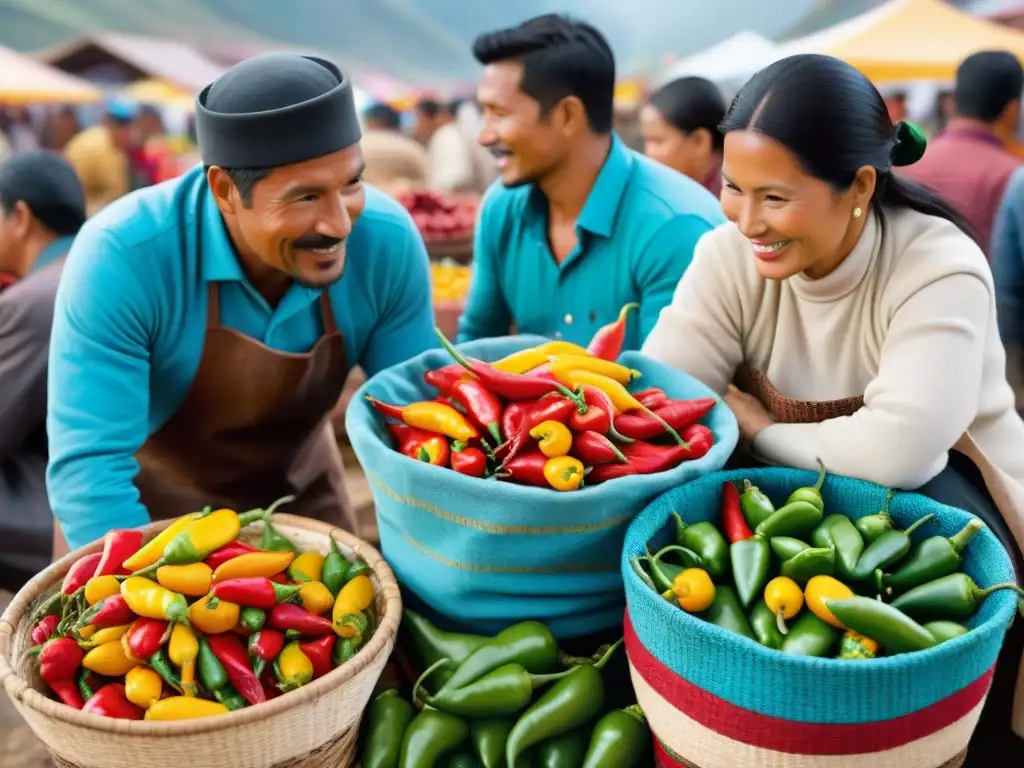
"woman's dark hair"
649,76,726,153
720,54,981,246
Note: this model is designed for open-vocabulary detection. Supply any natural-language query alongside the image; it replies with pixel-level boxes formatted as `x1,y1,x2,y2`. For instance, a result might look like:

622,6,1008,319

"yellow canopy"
782,0,1024,81
0,44,101,104
121,78,194,108
614,80,644,108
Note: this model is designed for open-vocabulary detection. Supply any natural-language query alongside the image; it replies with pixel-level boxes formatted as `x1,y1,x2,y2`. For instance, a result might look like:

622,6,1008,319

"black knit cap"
195,53,362,169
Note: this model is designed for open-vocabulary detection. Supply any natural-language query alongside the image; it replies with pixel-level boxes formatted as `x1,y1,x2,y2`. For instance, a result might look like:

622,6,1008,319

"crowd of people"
1,12,1024,764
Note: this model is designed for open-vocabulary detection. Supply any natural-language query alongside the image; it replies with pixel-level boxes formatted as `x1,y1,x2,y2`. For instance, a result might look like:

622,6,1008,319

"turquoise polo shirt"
48,166,436,549
456,135,725,349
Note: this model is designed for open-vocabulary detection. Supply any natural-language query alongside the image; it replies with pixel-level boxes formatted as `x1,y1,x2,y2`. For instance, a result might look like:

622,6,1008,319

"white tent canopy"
658,31,779,87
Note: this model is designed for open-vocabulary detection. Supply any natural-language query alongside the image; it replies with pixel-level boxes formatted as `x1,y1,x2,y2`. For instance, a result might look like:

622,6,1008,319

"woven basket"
0,514,401,768
623,468,1017,768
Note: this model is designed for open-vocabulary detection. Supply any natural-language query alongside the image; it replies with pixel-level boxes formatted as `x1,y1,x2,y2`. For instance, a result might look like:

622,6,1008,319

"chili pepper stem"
975,582,1024,602
776,609,790,635
607,440,628,462
245,495,296,522
623,703,646,723
485,423,501,445
902,513,935,537
607,422,634,444
412,658,453,706
645,409,687,446
950,519,986,552
812,458,827,491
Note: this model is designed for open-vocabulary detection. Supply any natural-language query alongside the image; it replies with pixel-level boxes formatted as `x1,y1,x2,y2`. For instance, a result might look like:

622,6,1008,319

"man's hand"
725,384,776,444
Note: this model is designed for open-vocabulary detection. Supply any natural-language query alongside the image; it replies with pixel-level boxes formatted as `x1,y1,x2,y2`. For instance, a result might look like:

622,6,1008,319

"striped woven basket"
622,468,1018,768
0,515,401,768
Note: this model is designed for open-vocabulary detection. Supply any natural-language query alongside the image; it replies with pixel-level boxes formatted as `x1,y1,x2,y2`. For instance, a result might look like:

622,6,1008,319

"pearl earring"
853,207,863,218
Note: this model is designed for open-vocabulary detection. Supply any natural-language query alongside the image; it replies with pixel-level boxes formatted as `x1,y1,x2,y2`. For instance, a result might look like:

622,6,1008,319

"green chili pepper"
854,490,894,544
924,620,970,644
749,600,785,649
505,639,622,768
770,537,811,562
240,607,266,633
197,635,228,693
786,458,827,512
671,513,730,582
755,501,823,540
471,718,514,768
363,689,415,768
651,542,701,570
850,513,935,581
837,630,877,659
535,728,588,768
643,550,683,593
729,536,771,610
882,519,985,595
404,609,489,691
580,705,648,768
780,612,840,657
212,683,248,711
147,647,183,693
827,596,937,654
399,709,470,768
77,667,99,702
703,585,756,640
738,480,776,529
333,635,363,665
260,519,299,554
780,545,836,586
321,538,350,597
811,514,864,582
891,573,1024,622
440,620,559,692
442,749,485,768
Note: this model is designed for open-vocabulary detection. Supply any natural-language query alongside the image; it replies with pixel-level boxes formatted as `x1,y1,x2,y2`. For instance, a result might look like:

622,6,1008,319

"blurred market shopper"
0,151,84,589
64,101,137,217
991,166,1024,418
641,76,726,196
47,53,435,553
359,102,429,193
457,14,723,348
901,50,1023,254
643,54,1024,765
415,97,494,194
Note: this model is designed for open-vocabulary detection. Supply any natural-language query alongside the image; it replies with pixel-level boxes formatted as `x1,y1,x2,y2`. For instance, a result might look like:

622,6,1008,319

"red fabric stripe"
625,614,993,755
654,737,689,767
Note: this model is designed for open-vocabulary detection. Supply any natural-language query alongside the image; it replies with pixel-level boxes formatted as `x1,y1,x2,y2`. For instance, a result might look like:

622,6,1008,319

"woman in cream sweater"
643,54,1024,765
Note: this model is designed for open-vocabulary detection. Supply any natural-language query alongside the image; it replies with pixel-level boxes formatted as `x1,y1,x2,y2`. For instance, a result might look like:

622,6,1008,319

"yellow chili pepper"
212,550,295,584
188,593,240,634
549,354,641,385
288,551,325,584
804,575,854,629
77,623,130,649
121,577,190,623
276,641,314,692
400,401,479,442
492,348,550,374
144,697,230,721
156,563,213,597
84,575,122,606
665,568,716,612
764,576,805,634
169,623,199,696
333,574,375,638
122,510,204,571
125,666,163,709
528,420,573,458
299,581,336,616
533,340,589,356
542,456,585,492
83,640,136,677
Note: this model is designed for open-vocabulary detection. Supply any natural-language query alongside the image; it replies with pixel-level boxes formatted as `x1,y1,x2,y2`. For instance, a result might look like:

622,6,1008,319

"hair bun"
891,120,927,167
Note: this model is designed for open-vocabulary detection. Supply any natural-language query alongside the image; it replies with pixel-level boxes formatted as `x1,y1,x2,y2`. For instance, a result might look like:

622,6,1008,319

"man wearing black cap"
47,54,436,552
0,151,85,588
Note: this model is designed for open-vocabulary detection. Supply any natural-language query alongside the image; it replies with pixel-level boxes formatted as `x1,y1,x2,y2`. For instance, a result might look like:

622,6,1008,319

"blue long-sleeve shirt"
48,167,436,549
456,135,725,349
992,166,1024,348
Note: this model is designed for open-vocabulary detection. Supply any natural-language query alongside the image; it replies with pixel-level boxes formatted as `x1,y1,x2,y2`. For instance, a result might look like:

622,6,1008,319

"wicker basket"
0,514,401,768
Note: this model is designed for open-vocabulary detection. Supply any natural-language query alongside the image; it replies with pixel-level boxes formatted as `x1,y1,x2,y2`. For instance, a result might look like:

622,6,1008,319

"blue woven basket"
346,335,738,638
623,467,1017,768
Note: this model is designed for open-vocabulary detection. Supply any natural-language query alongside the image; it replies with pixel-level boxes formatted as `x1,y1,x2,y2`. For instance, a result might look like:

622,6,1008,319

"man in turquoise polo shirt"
47,53,435,552
457,14,725,349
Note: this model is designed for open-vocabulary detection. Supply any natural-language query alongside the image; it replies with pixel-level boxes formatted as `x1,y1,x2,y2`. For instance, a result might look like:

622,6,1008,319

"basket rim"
0,513,402,736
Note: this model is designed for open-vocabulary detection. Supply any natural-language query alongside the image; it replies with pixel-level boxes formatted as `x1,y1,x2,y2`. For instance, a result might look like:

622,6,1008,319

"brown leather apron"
133,282,356,532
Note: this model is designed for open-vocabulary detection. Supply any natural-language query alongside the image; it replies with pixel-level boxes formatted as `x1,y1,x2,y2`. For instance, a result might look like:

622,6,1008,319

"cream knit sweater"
643,206,1024,491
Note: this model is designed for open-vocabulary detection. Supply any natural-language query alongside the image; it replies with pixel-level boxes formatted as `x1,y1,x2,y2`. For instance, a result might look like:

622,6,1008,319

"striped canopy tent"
0,44,100,104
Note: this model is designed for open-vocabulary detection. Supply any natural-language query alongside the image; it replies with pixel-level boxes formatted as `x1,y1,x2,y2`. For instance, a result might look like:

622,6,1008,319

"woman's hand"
725,384,776,443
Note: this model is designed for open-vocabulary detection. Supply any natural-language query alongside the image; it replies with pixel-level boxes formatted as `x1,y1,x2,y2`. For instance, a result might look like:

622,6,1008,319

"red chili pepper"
299,636,336,680
211,577,302,610
94,530,145,578
260,665,281,700
387,423,450,467
248,629,286,678
586,461,639,483
75,594,134,630
423,364,470,395
495,396,577,463
496,449,549,487
267,603,335,636
571,431,627,465
32,615,60,646
587,425,714,483
633,387,669,410
62,553,103,596
613,398,717,440
450,442,487,477
38,637,84,683
586,303,638,360
49,679,85,710
722,479,753,543
450,379,503,444
83,683,144,720
204,540,263,571
123,618,170,663
567,386,634,444
206,633,266,706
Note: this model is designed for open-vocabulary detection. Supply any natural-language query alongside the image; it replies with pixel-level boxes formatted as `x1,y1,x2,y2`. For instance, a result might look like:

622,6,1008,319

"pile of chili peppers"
368,303,717,491
632,462,1024,659
24,496,378,721
358,610,650,768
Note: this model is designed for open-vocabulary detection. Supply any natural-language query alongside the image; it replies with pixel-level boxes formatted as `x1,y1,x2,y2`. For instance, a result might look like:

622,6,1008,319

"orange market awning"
780,0,1024,82
120,78,195,109
0,44,101,104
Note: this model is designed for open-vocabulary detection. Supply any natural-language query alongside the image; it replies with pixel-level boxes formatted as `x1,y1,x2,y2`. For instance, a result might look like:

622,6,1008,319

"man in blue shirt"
48,54,436,552
457,14,725,350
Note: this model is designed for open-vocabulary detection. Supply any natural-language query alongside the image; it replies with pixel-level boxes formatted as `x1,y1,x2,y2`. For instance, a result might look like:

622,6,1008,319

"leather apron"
133,249,356,532
735,363,1024,747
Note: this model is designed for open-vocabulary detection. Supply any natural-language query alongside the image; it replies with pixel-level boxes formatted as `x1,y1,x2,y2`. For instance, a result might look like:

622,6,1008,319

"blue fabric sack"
346,335,738,638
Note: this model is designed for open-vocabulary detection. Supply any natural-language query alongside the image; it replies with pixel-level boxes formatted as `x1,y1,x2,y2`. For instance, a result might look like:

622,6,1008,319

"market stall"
656,31,780,90
0,44,101,104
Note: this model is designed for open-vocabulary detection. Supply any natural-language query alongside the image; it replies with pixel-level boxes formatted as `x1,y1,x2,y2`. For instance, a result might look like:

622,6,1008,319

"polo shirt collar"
577,134,633,238
200,182,246,283
30,235,75,274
